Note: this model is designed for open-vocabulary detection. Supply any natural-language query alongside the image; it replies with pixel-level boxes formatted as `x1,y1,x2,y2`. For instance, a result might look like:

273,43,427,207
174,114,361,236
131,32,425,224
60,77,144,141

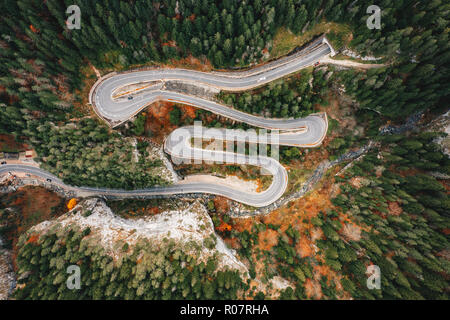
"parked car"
128,96,134,100
314,61,320,66
46,178,52,182
1,161,6,164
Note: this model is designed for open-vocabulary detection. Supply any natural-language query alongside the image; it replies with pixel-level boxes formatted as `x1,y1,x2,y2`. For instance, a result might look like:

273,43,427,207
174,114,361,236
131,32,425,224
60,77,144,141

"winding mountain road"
92,37,331,125
1,37,333,207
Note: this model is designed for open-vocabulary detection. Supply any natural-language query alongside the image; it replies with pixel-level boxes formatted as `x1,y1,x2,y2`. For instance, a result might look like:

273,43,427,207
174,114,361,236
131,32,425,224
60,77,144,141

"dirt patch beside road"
179,174,259,194
144,101,196,143
0,135,28,153
163,55,213,72
0,186,67,255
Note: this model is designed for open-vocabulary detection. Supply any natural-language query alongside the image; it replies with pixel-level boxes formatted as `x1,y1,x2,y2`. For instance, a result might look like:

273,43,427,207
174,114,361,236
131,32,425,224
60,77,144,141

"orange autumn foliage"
216,222,232,232
182,105,197,119
67,198,77,210
29,25,38,33
26,234,39,244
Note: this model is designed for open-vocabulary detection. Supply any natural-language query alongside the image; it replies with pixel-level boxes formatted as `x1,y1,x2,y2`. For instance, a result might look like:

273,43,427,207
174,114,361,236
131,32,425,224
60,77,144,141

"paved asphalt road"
93,41,331,123
2,39,332,207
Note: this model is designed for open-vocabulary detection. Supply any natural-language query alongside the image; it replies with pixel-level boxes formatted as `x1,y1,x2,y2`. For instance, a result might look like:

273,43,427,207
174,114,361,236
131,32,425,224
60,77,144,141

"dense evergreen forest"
1,0,448,132
14,225,245,299
219,69,330,119
35,119,169,189
328,132,450,299
0,0,449,300
0,0,448,157
218,131,449,300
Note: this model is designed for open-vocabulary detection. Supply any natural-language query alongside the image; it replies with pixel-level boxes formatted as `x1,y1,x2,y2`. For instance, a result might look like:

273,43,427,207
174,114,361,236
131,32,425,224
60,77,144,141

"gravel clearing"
179,174,259,194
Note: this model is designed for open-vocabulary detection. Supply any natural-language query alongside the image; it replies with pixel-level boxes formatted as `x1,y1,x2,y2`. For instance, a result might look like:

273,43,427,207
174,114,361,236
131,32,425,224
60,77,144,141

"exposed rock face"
341,48,383,61
0,245,15,300
426,110,450,156
31,198,248,274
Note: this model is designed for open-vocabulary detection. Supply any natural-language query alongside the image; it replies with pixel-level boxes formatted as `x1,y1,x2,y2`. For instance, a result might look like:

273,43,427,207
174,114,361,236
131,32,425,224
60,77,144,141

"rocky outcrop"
425,110,450,156
31,198,248,275
341,48,383,61
0,243,15,300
